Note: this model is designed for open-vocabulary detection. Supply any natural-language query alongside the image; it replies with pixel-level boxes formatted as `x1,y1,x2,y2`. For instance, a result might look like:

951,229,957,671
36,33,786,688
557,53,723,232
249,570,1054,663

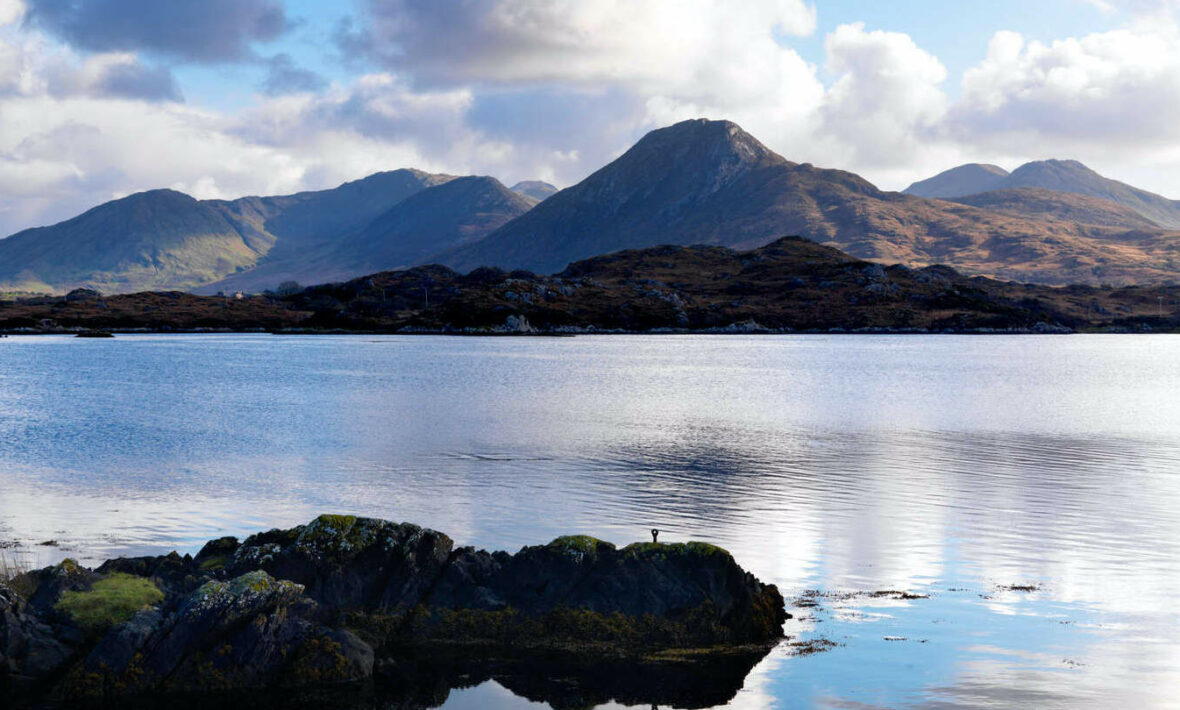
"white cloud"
819,23,949,168
345,0,817,88
0,0,23,26
340,0,831,184
0,69,525,233
0,96,303,228
950,25,1180,164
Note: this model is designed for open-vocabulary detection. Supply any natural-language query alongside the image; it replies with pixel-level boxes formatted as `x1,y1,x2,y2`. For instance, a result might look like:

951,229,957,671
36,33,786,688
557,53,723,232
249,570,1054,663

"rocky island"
1,515,786,707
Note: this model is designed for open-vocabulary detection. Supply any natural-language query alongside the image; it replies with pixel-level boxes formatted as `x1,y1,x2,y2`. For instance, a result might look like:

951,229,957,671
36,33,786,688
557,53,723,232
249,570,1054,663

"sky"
1,0,1179,235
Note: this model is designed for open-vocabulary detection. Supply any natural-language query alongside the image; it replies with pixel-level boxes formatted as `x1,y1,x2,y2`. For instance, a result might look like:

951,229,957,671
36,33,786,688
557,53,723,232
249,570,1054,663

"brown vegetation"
2,236,1177,335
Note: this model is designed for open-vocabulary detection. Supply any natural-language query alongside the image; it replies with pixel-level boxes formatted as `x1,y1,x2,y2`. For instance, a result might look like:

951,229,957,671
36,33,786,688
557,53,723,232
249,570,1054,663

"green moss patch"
55,573,163,637
198,555,227,571
293,514,392,555
620,541,732,561
547,535,614,555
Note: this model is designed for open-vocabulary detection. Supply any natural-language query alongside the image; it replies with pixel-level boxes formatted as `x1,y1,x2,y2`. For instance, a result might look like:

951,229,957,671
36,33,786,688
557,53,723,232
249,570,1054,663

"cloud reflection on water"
2,334,1180,708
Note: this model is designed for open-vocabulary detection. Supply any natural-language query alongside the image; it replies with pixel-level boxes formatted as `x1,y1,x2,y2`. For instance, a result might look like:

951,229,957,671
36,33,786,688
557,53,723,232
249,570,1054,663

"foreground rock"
0,516,786,705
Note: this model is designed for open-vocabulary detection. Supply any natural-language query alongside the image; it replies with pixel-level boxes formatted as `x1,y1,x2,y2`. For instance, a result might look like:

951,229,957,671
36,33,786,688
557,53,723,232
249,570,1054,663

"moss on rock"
619,540,733,561
55,573,163,637
546,535,615,559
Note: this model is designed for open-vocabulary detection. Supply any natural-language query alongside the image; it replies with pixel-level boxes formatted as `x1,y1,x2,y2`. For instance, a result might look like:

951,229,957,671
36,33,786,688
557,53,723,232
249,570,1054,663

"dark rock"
73,570,372,696
97,551,200,597
225,514,453,611
26,559,100,614
0,581,76,684
285,628,374,686
427,547,512,610
425,536,787,647
194,535,240,565
3,516,784,704
64,288,102,302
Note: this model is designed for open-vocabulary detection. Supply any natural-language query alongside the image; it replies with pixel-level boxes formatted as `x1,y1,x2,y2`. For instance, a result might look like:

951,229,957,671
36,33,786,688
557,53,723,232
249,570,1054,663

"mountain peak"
909,156,1180,228
630,118,783,170
511,180,558,201
1009,158,1098,179
111,188,197,205
556,118,786,212
903,163,1010,199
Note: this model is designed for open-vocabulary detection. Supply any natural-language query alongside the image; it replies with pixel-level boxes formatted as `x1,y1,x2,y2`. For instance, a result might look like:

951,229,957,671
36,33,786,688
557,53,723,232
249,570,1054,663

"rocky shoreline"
1,515,787,706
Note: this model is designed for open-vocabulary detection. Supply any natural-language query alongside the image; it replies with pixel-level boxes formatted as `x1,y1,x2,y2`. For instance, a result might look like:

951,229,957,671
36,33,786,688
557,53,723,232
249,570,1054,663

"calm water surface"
1,334,1179,708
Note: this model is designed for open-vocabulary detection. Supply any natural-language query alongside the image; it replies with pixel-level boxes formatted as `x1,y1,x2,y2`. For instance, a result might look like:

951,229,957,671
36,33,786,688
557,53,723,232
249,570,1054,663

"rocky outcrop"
424,536,785,646
0,581,77,686
217,516,453,610
0,516,786,705
67,571,370,697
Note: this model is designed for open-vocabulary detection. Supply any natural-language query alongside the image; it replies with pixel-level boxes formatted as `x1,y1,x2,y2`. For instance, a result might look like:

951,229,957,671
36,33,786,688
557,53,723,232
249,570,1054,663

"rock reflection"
39,648,774,710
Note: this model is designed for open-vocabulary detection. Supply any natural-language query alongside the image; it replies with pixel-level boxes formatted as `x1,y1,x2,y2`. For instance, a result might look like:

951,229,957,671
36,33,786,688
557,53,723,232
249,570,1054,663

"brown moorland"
5,237,1176,335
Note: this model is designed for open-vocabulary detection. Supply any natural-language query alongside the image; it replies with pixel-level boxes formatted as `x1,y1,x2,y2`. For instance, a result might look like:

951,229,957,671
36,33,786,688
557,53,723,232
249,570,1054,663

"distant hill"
438,119,1180,285
0,169,454,294
245,169,455,254
197,176,536,294
906,159,1180,228
0,190,274,294
510,180,558,201
950,188,1160,230
904,164,1009,199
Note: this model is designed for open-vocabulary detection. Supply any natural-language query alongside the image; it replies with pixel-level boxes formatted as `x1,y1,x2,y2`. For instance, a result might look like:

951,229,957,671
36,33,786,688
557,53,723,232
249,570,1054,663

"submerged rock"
1,515,786,704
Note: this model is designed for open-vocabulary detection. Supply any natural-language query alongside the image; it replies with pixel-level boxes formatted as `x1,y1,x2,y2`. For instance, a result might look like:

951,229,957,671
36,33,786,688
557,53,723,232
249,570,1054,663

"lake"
2,333,1179,708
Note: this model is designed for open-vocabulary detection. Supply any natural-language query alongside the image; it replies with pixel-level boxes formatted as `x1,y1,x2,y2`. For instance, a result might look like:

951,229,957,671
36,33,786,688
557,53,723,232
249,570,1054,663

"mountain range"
0,169,457,293
438,120,1180,285
4,118,1180,294
904,160,1180,228
195,176,536,294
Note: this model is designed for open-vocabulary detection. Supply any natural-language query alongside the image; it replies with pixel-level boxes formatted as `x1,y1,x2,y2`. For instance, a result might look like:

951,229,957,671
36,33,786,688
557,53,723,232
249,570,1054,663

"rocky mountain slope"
903,163,1010,199
907,159,1180,228
196,176,535,294
949,188,1161,229
0,189,274,294
0,169,454,294
438,119,1180,285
